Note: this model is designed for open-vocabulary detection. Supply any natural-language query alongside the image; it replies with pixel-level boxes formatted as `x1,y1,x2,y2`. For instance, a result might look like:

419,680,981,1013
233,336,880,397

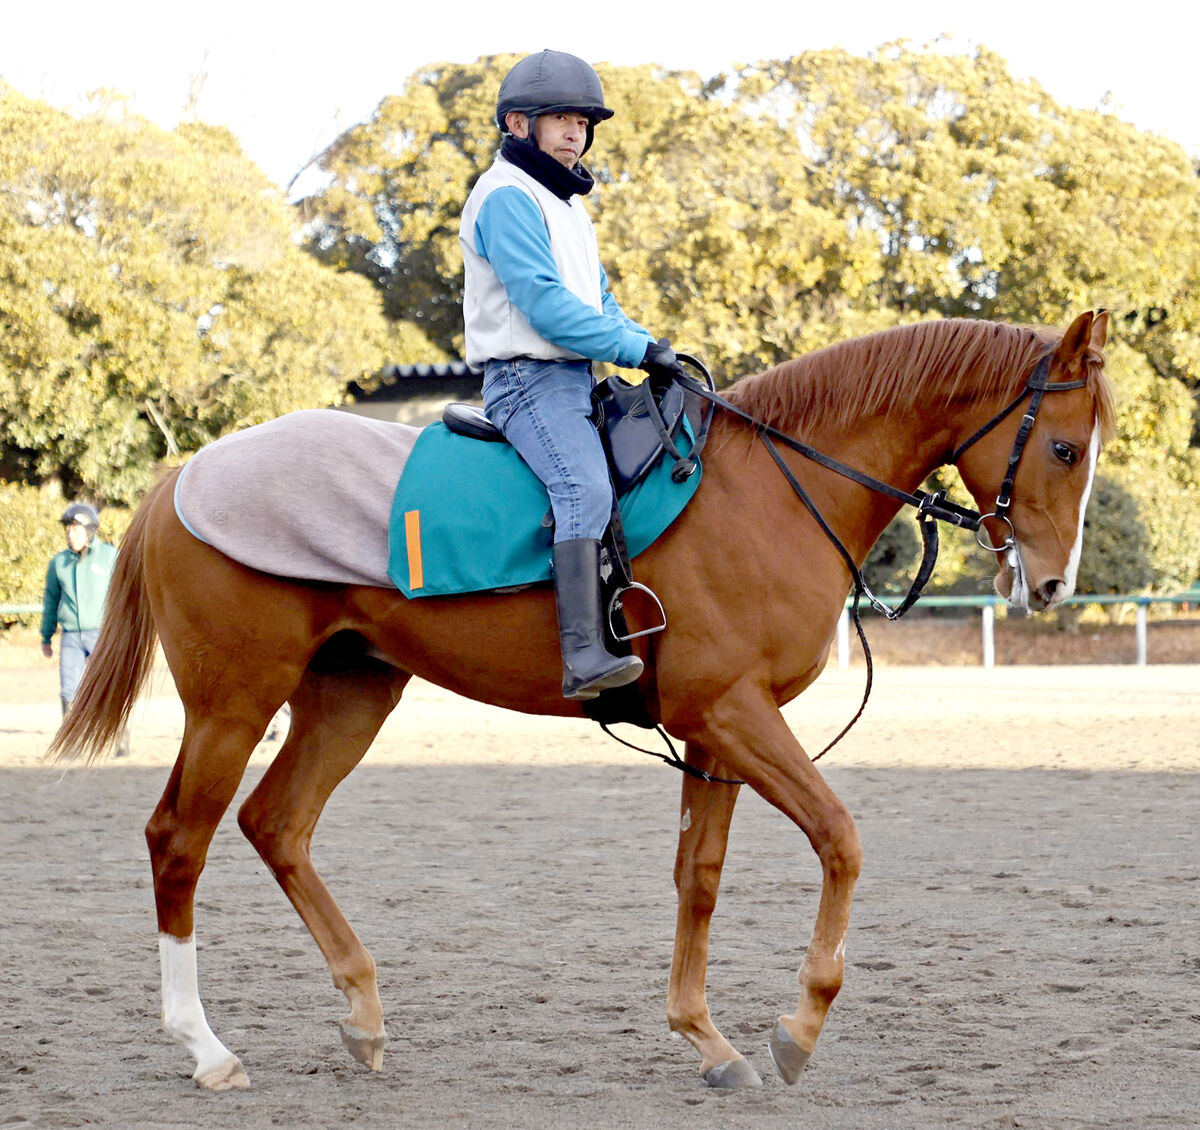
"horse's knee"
237,798,305,872
673,856,723,917
816,805,861,883
146,813,204,892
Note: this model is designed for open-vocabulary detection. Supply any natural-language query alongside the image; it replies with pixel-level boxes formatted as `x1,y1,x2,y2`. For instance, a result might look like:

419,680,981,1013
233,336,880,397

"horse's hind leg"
146,716,265,1091
667,741,762,1089
236,648,410,1072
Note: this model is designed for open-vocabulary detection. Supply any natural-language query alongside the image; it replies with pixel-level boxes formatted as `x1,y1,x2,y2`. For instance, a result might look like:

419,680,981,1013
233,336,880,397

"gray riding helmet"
495,50,614,155
60,502,100,529
60,502,100,543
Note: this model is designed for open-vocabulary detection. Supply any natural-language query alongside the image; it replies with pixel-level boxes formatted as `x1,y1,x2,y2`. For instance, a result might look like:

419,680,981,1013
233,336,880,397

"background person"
459,48,685,700
41,503,127,755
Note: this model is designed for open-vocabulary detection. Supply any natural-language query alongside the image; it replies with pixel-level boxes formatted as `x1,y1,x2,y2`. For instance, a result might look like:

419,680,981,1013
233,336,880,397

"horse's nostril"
1041,578,1063,602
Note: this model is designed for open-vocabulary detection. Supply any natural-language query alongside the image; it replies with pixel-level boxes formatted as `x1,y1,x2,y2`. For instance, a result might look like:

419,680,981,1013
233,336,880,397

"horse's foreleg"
667,742,761,1089
695,693,862,1085
146,716,263,1091
236,659,409,1073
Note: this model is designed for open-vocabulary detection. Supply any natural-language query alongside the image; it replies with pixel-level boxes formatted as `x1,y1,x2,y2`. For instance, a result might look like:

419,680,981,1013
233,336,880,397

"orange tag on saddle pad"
404,510,423,591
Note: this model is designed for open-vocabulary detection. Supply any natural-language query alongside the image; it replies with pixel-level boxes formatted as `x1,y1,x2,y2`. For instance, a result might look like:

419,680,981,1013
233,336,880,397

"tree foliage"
0,85,407,503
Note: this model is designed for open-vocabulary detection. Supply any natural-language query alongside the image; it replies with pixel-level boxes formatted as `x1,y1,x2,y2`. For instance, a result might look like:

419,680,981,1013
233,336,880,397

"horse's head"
955,311,1113,613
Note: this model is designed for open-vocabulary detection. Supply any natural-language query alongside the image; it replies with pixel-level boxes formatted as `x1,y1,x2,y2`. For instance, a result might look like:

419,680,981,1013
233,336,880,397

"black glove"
639,337,686,386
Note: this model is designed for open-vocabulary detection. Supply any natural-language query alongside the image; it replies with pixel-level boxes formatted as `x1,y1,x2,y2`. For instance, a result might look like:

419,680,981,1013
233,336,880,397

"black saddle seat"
443,403,505,442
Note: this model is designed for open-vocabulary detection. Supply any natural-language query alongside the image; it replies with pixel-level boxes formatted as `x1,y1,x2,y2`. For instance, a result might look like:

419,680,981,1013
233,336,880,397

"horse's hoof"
338,1020,386,1071
193,1055,250,1091
702,1056,763,1089
768,1022,812,1085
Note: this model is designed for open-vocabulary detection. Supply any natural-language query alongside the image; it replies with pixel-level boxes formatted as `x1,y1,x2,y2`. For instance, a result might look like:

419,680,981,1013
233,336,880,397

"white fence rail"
838,590,1200,669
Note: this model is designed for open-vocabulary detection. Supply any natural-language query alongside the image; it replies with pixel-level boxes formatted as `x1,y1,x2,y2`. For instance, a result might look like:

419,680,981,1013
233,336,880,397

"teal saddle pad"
388,419,701,598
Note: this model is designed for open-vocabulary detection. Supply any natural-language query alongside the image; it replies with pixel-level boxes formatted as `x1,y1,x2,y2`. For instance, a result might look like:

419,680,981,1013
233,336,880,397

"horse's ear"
1090,309,1110,350
1055,312,1094,364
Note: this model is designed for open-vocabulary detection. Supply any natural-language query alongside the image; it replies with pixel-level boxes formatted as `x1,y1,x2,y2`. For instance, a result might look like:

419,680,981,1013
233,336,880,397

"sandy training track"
2,660,1198,1129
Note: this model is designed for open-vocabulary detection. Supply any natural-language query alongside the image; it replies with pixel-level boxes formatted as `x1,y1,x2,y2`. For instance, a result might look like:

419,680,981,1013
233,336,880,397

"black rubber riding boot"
552,538,644,700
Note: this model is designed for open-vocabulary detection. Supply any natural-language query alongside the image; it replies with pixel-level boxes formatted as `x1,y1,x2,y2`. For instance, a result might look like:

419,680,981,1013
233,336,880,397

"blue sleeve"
474,187,652,367
41,557,60,643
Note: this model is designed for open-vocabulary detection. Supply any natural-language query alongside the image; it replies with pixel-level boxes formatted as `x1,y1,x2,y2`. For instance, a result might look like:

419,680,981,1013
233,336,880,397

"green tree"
745,45,1200,334
296,58,507,358
0,85,403,503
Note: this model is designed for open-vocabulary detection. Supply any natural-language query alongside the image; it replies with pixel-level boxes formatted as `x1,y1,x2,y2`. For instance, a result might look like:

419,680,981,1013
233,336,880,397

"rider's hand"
41,642,53,659
639,337,686,386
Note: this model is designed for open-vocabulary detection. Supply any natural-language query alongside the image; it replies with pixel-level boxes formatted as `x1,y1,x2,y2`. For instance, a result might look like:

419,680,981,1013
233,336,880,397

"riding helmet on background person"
60,503,101,544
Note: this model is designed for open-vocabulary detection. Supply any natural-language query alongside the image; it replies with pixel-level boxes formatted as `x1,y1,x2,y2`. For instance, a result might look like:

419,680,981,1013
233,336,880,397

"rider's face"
506,111,589,168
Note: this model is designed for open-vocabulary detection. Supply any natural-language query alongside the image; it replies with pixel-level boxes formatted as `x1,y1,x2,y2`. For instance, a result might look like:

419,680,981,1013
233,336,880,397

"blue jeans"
60,629,100,706
482,358,614,542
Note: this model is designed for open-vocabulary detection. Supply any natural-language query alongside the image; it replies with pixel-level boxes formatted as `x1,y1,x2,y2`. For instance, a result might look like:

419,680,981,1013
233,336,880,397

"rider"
459,49,685,700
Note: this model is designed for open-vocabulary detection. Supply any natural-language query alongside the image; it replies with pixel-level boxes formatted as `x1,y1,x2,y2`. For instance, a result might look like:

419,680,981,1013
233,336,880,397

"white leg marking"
159,934,243,1084
1061,425,1100,598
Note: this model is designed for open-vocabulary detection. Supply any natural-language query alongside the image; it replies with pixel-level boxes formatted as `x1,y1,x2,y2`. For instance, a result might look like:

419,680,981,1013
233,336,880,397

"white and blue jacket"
459,153,652,368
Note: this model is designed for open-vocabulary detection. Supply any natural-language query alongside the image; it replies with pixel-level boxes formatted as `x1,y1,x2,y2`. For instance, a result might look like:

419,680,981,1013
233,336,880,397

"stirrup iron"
607,582,667,642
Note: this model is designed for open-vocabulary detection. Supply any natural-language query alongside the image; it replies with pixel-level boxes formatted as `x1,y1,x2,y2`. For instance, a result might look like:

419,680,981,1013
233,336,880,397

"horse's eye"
1053,441,1078,466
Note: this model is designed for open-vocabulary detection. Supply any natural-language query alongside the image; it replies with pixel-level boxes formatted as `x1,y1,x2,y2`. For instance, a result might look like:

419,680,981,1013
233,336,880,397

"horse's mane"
723,319,1115,441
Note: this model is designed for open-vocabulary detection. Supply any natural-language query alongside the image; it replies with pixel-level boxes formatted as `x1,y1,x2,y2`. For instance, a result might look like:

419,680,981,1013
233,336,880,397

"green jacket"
40,540,118,642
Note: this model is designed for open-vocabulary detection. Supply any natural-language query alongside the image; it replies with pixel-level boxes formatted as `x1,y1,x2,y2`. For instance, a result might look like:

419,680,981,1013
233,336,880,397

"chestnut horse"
51,312,1113,1092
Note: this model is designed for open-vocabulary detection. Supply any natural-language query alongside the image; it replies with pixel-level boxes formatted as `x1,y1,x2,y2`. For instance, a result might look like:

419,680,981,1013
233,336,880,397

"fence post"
837,608,850,670
1135,602,1148,666
981,604,995,668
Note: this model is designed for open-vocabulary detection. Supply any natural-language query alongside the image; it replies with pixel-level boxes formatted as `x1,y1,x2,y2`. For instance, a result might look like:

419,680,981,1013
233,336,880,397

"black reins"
660,351,1088,766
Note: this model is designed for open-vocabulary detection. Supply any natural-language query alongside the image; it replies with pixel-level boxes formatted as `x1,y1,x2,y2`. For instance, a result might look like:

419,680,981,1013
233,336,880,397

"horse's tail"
46,471,174,765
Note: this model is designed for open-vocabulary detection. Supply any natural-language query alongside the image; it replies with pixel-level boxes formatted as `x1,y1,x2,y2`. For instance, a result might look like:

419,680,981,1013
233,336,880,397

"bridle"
676,351,1090,618
945,353,1089,556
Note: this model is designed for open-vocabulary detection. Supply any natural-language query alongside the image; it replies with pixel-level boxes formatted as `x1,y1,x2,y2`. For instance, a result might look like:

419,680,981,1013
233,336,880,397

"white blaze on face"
1001,422,1100,611
1060,425,1100,599
159,934,238,1080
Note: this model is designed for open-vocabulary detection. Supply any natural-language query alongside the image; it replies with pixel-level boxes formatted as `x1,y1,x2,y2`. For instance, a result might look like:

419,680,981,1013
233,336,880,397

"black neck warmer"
501,134,594,201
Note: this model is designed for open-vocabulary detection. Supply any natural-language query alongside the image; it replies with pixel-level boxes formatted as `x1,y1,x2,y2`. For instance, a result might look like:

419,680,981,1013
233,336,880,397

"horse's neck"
734,388,969,566
802,409,958,546
825,410,955,494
